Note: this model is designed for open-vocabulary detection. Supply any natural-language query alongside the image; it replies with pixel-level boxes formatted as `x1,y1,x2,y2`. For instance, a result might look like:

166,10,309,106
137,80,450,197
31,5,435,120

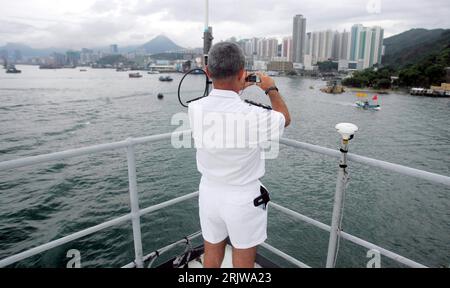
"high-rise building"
338,30,351,61
267,38,279,60
292,14,306,63
304,30,334,64
251,38,259,56
370,26,384,67
256,38,278,60
282,36,293,62
349,24,384,69
110,44,119,54
350,24,363,62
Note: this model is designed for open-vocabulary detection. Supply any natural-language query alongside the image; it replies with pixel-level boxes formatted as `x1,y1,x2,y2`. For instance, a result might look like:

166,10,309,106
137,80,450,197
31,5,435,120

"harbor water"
0,65,449,267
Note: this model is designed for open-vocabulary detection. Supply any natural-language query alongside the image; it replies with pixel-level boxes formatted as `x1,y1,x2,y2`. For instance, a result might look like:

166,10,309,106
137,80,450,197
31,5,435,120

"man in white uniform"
188,42,291,268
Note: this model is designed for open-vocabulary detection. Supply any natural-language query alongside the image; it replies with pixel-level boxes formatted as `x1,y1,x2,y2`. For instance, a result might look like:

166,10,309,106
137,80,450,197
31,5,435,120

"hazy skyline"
1,0,449,49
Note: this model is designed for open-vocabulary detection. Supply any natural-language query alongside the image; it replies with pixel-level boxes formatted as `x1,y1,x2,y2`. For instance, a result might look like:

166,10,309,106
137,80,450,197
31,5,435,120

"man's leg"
203,239,227,268
232,246,257,268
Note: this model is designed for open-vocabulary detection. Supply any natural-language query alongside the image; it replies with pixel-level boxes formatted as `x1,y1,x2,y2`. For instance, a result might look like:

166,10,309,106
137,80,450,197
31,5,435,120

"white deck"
188,245,261,268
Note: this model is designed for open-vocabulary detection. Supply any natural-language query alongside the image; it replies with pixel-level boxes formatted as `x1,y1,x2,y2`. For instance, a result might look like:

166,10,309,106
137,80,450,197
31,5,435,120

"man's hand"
256,72,276,92
254,72,291,127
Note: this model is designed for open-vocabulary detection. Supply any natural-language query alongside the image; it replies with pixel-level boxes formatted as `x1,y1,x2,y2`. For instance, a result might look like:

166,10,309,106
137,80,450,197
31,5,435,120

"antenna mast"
203,0,213,68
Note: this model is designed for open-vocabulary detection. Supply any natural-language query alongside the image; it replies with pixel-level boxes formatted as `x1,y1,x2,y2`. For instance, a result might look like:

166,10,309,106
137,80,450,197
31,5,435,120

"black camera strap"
254,186,270,210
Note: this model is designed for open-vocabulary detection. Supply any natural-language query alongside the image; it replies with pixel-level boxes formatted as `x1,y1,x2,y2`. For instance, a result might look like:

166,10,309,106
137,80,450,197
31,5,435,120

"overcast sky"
1,0,449,49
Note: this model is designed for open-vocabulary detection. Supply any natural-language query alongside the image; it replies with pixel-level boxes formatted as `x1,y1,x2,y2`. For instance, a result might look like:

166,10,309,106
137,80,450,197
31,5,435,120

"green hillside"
383,28,450,69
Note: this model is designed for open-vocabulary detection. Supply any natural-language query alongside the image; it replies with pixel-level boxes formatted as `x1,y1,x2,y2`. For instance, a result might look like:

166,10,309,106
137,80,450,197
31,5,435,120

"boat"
116,67,128,72
129,72,143,78
5,66,21,74
355,93,381,110
159,76,173,82
147,70,160,74
39,64,62,69
79,69,87,72
355,100,381,110
410,84,450,97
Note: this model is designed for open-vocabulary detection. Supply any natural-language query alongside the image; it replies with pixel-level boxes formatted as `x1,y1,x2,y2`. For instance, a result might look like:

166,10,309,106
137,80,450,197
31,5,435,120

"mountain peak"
140,35,183,54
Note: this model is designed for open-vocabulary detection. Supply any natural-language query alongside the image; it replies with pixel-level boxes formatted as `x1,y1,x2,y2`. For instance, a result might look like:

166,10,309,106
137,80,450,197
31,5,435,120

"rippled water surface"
0,65,449,267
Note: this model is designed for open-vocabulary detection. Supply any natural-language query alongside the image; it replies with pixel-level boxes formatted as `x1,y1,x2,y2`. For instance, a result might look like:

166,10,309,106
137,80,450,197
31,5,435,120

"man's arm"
257,73,291,127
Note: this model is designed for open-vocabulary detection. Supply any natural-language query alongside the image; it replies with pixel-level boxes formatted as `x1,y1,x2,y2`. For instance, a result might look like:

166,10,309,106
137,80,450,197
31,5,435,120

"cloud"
0,0,449,49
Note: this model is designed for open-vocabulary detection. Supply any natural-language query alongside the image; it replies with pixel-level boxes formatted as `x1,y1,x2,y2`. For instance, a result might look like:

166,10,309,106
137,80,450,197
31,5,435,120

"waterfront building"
267,60,294,72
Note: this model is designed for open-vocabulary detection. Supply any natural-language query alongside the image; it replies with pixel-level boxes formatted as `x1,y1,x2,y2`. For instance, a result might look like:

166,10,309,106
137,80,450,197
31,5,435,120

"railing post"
126,138,144,268
326,123,358,268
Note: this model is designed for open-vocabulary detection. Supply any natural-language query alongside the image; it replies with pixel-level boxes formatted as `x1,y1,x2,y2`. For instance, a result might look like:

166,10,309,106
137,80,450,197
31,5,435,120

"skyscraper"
292,14,306,64
256,38,279,60
370,26,384,67
338,30,351,61
110,44,119,54
350,24,363,62
282,36,293,62
349,24,384,69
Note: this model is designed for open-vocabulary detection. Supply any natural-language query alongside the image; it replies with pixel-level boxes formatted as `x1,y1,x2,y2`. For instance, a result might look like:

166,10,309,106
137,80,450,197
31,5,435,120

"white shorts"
198,177,268,249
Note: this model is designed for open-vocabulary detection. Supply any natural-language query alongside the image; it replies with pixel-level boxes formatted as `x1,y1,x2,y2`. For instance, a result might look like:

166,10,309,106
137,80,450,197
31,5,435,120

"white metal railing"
0,130,449,268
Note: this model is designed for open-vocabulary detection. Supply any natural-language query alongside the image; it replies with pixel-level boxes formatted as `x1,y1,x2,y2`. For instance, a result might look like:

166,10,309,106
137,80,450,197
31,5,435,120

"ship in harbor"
5,65,21,74
410,83,450,97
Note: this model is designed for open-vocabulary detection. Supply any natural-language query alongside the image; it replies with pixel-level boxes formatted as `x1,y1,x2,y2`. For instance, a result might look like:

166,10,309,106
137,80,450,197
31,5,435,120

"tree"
317,61,338,72
425,64,445,85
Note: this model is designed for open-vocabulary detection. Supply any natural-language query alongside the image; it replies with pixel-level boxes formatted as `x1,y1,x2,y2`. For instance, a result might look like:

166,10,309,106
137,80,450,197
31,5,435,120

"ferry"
159,75,173,82
129,72,143,78
5,66,21,74
410,85,450,97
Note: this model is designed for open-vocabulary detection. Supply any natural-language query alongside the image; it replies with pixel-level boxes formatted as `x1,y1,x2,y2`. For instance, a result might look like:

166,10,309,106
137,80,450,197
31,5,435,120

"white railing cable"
0,192,197,268
269,202,427,268
260,242,311,268
0,214,132,268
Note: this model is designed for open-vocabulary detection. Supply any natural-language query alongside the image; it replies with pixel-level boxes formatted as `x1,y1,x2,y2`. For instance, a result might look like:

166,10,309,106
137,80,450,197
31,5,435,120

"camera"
245,74,261,83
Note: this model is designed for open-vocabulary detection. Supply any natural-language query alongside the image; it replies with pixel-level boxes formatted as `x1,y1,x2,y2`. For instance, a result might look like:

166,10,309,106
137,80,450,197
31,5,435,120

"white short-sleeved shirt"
188,89,285,187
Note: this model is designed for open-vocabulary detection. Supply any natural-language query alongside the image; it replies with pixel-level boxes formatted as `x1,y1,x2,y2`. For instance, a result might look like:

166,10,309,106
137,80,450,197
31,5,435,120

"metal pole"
326,138,350,267
203,0,213,68
126,139,144,268
205,0,209,30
